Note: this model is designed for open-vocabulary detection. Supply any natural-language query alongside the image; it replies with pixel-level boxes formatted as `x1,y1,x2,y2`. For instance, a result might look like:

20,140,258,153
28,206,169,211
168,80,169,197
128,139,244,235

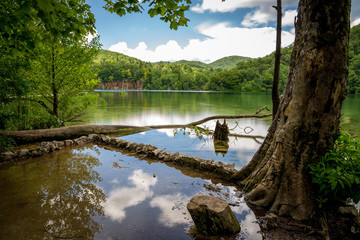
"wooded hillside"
94,24,360,93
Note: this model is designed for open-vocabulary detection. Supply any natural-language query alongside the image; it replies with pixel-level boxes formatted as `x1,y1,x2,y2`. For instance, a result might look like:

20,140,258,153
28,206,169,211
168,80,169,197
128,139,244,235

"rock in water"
187,195,240,236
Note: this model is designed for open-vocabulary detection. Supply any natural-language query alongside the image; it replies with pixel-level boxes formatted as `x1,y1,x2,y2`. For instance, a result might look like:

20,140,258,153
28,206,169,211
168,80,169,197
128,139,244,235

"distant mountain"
208,56,251,69
174,60,208,69
94,49,143,64
174,56,252,69
95,50,252,70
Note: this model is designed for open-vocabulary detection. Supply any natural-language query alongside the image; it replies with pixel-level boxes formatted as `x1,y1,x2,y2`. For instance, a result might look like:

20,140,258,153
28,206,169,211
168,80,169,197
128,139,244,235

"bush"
310,131,360,207
0,135,15,152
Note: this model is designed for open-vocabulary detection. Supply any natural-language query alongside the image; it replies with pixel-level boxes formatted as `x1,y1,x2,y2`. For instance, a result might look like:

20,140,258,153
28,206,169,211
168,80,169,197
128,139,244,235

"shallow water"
2,91,359,239
0,144,262,240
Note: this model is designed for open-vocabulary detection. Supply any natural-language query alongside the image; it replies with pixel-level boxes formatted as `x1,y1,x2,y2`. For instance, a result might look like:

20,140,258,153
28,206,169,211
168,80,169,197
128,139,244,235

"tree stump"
213,120,229,142
187,195,240,236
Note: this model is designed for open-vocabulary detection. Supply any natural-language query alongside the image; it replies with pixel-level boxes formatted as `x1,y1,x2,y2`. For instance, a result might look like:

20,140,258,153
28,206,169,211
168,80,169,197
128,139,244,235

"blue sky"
87,0,360,63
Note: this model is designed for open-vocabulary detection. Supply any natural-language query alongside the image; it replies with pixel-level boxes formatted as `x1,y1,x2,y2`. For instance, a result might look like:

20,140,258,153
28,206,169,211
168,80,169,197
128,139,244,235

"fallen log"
0,106,271,144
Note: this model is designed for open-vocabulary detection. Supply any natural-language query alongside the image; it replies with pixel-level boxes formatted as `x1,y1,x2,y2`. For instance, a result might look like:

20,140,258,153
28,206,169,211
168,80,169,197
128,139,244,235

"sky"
87,0,360,63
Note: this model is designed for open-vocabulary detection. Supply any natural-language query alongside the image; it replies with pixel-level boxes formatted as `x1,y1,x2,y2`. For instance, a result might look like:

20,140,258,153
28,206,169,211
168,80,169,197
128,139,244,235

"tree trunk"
233,0,350,221
51,48,59,118
272,0,282,119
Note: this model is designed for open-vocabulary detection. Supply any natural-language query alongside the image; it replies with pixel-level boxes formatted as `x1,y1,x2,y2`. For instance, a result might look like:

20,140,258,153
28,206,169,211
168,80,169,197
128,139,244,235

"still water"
81,91,360,168
1,91,359,239
0,144,261,239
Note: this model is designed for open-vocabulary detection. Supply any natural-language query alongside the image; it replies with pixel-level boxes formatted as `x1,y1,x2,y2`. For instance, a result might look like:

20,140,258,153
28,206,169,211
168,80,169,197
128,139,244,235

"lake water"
1,91,359,239
80,90,360,168
0,144,261,239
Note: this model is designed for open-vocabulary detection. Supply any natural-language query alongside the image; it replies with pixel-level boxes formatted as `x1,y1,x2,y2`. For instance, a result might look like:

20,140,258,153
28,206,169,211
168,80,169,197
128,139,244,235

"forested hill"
94,24,360,93
174,56,251,69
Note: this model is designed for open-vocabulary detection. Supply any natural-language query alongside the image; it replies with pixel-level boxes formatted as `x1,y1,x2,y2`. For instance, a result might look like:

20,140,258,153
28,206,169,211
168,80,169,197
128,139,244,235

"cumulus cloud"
192,0,298,27
351,18,360,27
109,22,295,62
282,10,297,26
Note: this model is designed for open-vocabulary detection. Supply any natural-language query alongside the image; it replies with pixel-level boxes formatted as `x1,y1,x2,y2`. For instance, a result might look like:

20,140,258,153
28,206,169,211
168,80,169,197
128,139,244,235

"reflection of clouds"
122,112,206,126
232,201,261,240
104,170,157,223
195,135,262,167
149,193,191,227
200,184,262,240
157,129,176,138
111,178,119,184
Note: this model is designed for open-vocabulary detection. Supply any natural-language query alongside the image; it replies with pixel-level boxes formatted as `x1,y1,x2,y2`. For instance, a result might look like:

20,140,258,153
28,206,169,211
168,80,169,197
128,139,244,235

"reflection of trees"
40,149,105,239
213,140,229,156
0,147,105,240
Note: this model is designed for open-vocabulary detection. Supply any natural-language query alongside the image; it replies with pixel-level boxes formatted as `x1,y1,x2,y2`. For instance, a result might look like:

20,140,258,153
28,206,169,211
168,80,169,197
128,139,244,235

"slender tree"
272,0,282,118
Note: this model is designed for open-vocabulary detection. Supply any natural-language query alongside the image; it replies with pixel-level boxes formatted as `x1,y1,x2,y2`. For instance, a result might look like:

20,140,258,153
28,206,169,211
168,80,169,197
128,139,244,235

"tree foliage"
104,0,192,30
0,0,95,49
0,0,99,130
310,131,360,207
29,36,100,124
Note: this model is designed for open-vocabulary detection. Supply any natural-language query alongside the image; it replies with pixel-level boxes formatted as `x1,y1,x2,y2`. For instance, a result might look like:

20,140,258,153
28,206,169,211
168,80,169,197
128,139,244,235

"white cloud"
192,0,298,27
282,10,297,27
109,22,295,63
351,18,360,28
86,30,98,43
192,0,249,13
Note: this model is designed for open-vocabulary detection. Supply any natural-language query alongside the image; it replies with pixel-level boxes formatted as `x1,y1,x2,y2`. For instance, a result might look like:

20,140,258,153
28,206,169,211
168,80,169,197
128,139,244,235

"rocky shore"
0,134,237,181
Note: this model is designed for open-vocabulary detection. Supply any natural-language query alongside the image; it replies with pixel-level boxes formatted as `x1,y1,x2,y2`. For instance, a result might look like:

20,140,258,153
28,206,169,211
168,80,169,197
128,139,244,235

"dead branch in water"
1,106,271,144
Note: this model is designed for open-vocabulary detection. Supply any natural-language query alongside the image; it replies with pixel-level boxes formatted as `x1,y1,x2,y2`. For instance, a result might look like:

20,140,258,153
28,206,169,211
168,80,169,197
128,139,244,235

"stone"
74,136,90,145
39,142,55,153
126,141,137,152
153,149,163,157
17,149,30,158
339,205,359,217
52,141,64,150
87,134,98,141
116,139,128,148
187,195,240,236
0,151,16,161
64,140,74,147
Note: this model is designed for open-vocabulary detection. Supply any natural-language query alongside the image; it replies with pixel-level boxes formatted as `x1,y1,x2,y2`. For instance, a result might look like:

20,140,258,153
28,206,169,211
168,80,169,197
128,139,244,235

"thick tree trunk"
233,0,350,221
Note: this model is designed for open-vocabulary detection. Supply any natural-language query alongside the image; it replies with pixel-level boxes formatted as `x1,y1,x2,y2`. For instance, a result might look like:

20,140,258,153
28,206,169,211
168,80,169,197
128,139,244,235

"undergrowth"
310,131,360,208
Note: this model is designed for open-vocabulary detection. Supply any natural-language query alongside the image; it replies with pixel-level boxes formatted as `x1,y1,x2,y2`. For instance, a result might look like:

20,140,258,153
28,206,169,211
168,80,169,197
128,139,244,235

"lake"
1,91,358,239
80,90,360,168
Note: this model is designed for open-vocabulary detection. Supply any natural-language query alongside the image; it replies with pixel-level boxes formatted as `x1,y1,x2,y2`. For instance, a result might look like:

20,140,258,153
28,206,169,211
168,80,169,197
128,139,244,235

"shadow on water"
0,144,262,240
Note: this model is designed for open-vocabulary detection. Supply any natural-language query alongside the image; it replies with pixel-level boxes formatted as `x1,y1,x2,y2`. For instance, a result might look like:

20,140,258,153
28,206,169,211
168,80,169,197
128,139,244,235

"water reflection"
0,148,106,240
0,145,264,239
104,170,157,223
214,140,229,156
122,127,264,169
150,193,191,227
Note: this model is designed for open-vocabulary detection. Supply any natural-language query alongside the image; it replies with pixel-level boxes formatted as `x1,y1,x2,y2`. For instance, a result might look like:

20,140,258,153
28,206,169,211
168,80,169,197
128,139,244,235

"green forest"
1,5,360,133
95,24,360,93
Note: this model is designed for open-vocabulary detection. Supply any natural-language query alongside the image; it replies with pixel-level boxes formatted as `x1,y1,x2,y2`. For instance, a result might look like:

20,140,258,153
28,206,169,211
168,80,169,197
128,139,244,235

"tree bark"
272,0,282,119
233,0,350,221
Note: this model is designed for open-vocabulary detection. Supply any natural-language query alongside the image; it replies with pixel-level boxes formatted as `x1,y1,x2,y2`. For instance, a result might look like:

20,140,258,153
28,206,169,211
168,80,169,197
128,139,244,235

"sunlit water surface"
0,145,261,239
